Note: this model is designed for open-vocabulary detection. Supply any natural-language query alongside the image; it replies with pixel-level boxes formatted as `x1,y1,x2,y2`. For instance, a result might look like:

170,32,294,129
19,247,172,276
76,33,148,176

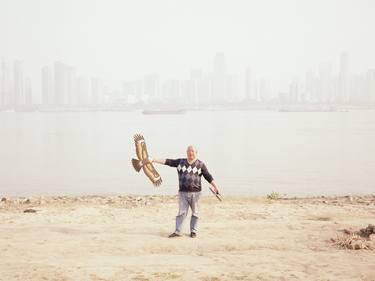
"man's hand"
210,181,220,194
209,182,222,202
210,186,219,194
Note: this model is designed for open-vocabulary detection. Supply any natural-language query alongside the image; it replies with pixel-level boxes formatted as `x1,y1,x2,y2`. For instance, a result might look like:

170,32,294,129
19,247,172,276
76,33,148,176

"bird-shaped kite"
131,134,162,186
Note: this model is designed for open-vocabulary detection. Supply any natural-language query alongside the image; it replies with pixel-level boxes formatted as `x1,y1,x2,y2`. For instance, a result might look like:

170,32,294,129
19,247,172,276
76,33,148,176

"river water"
0,110,374,197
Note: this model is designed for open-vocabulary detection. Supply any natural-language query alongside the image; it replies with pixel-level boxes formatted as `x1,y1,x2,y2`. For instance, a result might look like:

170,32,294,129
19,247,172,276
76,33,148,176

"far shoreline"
1,194,375,208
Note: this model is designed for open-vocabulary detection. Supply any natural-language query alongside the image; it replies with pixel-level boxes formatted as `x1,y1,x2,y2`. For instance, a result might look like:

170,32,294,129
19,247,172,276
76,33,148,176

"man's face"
186,146,197,161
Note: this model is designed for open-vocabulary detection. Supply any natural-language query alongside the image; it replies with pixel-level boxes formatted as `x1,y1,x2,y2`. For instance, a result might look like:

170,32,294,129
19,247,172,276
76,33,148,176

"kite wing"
133,134,162,186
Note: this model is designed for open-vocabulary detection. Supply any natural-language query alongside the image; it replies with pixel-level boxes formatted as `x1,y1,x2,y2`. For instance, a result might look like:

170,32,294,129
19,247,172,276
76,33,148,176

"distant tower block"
338,52,349,103
25,78,32,106
54,62,67,106
367,69,375,103
42,66,53,106
245,68,254,102
14,60,24,107
91,78,102,105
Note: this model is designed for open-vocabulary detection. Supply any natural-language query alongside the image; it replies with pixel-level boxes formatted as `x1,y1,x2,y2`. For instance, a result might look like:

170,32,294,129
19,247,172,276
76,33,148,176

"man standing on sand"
151,145,220,238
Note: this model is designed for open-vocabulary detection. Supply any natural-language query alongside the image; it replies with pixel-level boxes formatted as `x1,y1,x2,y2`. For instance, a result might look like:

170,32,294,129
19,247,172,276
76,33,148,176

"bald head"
186,145,198,162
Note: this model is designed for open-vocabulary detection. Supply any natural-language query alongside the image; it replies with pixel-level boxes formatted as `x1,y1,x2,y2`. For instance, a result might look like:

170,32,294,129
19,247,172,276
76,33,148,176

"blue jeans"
175,191,201,234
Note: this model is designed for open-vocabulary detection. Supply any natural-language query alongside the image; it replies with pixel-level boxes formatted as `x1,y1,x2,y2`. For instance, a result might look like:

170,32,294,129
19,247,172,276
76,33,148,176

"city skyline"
0,51,375,110
1,0,375,92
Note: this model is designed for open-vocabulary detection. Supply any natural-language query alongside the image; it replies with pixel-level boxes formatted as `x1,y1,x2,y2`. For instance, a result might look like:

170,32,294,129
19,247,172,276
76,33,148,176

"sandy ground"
0,195,375,281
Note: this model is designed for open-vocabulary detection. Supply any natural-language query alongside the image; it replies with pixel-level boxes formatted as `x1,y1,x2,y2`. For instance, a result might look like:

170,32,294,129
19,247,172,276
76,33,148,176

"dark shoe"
190,232,197,238
168,232,181,238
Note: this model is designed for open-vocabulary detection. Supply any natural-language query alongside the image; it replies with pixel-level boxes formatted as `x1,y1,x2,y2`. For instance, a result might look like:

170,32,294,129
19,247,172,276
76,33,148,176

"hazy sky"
1,0,375,91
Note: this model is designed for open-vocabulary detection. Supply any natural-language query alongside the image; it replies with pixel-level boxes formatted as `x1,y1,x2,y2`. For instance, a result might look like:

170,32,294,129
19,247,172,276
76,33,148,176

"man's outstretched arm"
151,158,180,167
152,158,166,165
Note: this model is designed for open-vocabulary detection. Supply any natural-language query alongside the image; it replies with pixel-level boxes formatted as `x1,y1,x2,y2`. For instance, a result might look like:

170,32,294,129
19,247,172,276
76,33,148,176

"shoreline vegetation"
1,194,375,280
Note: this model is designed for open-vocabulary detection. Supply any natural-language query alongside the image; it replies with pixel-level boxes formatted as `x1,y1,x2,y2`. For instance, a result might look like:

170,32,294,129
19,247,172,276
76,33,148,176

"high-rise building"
122,81,135,96
288,79,299,103
91,78,102,105
181,79,195,103
66,66,76,106
318,63,333,103
0,60,7,106
143,74,159,101
54,61,67,106
14,60,24,107
0,62,3,106
244,68,254,102
134,80,143,101
305,70,316,103
259,79,268,103
24,78,32,106
226,74,238,102
349,74,365,103
76,76,89,105
190,69,202,104
338,53,349,103
162,79,180,102
3,61,11,107
197,74,211,104
42,66,53,105
366,69,375,103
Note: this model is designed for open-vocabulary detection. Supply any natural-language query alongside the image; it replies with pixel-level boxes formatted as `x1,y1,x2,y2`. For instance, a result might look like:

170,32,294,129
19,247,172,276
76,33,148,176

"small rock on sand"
23,209,38,213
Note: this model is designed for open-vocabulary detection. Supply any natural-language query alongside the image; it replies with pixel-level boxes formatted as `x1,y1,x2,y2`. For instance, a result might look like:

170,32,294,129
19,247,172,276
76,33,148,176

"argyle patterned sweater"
165,158,214,192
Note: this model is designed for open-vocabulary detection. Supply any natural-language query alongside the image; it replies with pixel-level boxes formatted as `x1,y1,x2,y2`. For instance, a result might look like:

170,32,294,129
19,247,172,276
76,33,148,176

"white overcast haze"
1,0,375,94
